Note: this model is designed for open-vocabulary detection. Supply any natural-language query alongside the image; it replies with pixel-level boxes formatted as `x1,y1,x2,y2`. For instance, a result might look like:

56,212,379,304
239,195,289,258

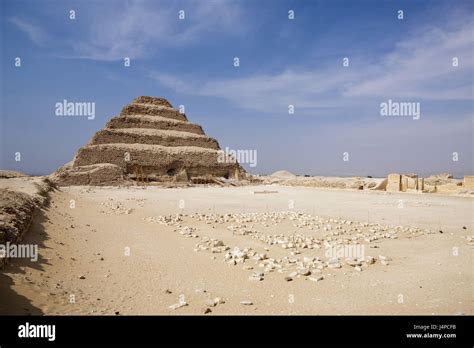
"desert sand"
1,183,472,315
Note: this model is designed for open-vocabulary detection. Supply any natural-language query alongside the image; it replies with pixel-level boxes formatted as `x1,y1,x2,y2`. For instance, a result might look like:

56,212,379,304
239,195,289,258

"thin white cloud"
344,22,474,100
151,68,361,113
70,0,244,61
7,0,245,61
151,16,474,113
8,17,50,46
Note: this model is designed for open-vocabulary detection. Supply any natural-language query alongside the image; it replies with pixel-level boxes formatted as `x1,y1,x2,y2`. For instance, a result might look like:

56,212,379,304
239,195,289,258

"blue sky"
0,0,473,177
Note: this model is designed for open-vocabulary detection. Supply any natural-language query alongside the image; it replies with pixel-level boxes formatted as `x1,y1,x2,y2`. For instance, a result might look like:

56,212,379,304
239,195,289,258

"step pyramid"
53,96,246,185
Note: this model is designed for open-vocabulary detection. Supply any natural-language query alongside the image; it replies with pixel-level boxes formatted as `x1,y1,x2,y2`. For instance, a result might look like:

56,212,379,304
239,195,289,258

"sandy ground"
0,184,472,315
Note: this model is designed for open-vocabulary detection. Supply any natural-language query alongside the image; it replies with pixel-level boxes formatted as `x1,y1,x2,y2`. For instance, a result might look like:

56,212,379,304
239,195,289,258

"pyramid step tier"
90,128,219,149
120,103,188,122
73,143,241,178
106,115,204,135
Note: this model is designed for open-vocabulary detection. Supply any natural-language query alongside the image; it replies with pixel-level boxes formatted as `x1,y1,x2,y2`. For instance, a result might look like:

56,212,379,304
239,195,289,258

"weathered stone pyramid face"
53,96,245,185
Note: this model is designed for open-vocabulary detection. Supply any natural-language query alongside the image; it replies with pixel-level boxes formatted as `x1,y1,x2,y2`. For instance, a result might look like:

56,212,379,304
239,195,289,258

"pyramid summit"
53,96,246,185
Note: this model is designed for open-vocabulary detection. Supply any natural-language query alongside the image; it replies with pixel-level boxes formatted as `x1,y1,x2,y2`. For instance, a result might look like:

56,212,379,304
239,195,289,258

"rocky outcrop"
0,190,36,258
52,96,246,185
0,177,53,268
0,170,27,179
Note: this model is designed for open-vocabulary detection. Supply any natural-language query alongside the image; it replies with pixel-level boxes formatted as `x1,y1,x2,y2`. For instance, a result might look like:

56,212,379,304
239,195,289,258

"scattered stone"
214,297,225,305
139,211,433,288
169,301,188,310
205,299,217,307
378,255,392,261
240,300,253,305
365,256,375,265
346,259,362,267
309,275,324,282
249,271,264,281
297,268,311,276
328,262,342,269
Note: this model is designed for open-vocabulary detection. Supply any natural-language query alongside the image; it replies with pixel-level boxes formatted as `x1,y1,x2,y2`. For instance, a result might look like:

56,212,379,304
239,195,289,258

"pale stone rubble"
145,211,433,289
99,199,133,215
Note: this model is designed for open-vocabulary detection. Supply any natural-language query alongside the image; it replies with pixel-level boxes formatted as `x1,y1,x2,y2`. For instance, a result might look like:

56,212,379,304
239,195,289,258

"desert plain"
1,97,472,315
0,178,472,315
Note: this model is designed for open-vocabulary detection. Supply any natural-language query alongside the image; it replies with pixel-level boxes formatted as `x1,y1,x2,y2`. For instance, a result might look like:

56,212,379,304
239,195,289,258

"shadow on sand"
0,204,54,315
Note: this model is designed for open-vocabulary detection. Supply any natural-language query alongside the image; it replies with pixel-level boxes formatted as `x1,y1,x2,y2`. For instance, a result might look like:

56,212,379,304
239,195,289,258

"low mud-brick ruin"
53,96,246,185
